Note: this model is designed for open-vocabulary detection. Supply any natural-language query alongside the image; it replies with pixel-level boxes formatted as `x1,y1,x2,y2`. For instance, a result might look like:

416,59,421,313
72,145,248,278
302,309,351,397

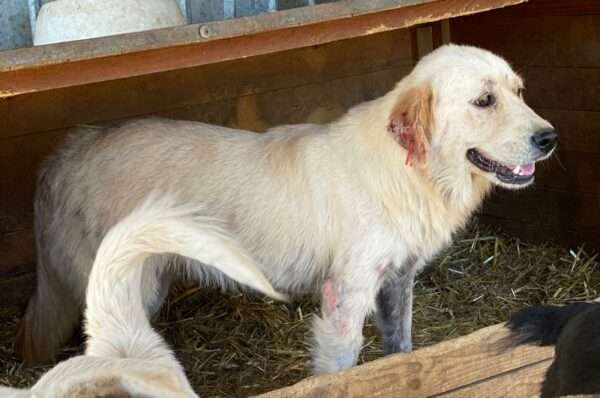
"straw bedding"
1,220,598,397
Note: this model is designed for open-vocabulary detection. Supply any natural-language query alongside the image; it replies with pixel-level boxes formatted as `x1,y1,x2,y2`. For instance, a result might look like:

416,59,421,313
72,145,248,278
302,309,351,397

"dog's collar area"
466,148,534,185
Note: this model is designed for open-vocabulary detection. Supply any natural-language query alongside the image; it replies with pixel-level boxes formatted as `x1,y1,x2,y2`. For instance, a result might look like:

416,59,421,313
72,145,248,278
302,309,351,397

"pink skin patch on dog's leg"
316,278,361,371
322,279,350,334
322,279,337,316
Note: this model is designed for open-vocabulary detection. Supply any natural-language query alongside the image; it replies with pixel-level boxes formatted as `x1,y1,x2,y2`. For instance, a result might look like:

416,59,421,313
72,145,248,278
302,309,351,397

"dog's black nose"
531,129,558,154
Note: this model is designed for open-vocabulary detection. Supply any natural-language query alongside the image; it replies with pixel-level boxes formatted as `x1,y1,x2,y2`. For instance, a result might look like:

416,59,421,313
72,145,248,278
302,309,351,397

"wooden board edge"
253,323,553,398
0,0,527,98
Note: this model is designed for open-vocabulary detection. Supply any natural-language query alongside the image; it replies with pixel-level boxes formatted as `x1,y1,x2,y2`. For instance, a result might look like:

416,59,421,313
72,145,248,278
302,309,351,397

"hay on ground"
1,221,598,397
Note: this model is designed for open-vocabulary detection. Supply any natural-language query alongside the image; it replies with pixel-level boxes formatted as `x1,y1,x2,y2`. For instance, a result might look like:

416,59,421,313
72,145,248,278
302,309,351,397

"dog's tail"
84,193,286,361
507,302,599,346
0,386,31,398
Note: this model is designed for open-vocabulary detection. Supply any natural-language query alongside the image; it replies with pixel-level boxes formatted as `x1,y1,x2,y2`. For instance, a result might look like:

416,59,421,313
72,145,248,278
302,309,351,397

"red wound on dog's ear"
388,86,433,166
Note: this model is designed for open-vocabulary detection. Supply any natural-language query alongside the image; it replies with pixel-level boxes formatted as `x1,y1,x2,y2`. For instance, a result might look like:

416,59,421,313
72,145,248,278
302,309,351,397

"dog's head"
388,44,556,191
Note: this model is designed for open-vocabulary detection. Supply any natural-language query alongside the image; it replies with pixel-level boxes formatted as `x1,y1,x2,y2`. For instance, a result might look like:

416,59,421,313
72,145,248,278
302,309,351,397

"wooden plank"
161,67,408,129
0,28,413,139
452,0,600,18
254,324,553,398
520,67,600,113
480,189,600,249
439,360,551,397
535,109,600,154
482,189,600,229
0,0,527,98
478,214,600,250
451,15,600,68
534,149,600,194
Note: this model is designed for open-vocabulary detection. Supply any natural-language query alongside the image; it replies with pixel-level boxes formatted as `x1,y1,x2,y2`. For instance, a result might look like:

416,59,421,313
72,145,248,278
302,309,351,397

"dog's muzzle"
531,128,558,155
466,148,536,185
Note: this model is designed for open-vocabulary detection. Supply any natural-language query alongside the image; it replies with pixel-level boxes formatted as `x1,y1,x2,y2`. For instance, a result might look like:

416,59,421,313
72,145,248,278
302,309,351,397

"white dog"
3,195,283,397
17,44,557,373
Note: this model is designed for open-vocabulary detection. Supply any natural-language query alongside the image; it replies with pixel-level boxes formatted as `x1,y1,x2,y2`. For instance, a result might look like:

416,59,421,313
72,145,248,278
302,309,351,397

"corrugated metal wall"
1,0,34,50
0,0,338,51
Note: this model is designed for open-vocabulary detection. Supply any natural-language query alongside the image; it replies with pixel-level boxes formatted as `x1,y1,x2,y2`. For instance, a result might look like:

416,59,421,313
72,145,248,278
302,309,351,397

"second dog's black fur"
507,302,600,397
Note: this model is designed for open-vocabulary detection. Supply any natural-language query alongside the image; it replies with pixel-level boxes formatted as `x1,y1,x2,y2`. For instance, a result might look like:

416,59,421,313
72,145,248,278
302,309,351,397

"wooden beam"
1,0,436,71
456,0,600,17
0,0,526,98
451,14,600,68
440,361,551,397
254,324,553,398
0,29,414,139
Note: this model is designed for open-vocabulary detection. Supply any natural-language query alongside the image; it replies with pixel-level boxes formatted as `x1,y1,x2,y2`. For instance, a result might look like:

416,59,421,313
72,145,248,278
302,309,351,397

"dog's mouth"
466,148,535,185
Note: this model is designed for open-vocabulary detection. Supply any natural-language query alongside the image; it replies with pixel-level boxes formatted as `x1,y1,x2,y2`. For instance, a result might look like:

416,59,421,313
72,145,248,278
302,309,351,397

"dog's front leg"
312,275,375,374
375,260,418,354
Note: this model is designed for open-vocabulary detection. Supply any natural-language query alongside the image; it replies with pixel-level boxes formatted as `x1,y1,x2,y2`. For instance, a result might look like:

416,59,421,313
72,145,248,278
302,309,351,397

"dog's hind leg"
375,259,418,354
15,260,82,366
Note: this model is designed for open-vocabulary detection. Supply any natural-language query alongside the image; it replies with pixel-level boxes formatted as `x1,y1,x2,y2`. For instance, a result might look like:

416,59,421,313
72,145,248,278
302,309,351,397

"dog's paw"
383,334,412,355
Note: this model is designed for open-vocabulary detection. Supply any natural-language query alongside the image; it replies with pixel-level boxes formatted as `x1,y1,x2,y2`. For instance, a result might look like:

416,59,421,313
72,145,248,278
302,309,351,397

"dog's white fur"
18,44,554,373
3,195,283,397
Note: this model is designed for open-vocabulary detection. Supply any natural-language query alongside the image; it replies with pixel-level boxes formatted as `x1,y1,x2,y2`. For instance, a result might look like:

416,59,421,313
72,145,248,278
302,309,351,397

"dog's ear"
388,85,434,166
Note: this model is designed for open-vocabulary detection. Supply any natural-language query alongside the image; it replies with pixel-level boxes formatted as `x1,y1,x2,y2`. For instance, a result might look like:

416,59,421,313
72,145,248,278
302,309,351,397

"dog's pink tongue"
512,163,535,176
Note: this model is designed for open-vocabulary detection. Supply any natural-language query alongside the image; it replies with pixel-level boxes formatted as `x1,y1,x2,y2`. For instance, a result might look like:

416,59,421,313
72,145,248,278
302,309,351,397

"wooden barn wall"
451,0,600,249
0,28,416,302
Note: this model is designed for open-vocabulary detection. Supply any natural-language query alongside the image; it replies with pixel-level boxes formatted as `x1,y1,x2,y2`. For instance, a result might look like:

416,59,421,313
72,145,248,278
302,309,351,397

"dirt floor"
1,221,598,397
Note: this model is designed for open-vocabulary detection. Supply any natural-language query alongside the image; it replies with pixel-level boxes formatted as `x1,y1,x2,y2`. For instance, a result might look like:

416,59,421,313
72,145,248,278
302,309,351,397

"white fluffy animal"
17,44,557,373
3,195,283,397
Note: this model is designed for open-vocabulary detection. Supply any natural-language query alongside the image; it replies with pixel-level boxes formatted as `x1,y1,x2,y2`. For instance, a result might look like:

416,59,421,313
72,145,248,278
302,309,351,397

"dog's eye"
473,93,496,108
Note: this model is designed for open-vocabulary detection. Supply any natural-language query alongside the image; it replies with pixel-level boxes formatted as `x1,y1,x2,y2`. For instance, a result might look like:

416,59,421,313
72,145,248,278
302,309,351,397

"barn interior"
1,0,598,396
